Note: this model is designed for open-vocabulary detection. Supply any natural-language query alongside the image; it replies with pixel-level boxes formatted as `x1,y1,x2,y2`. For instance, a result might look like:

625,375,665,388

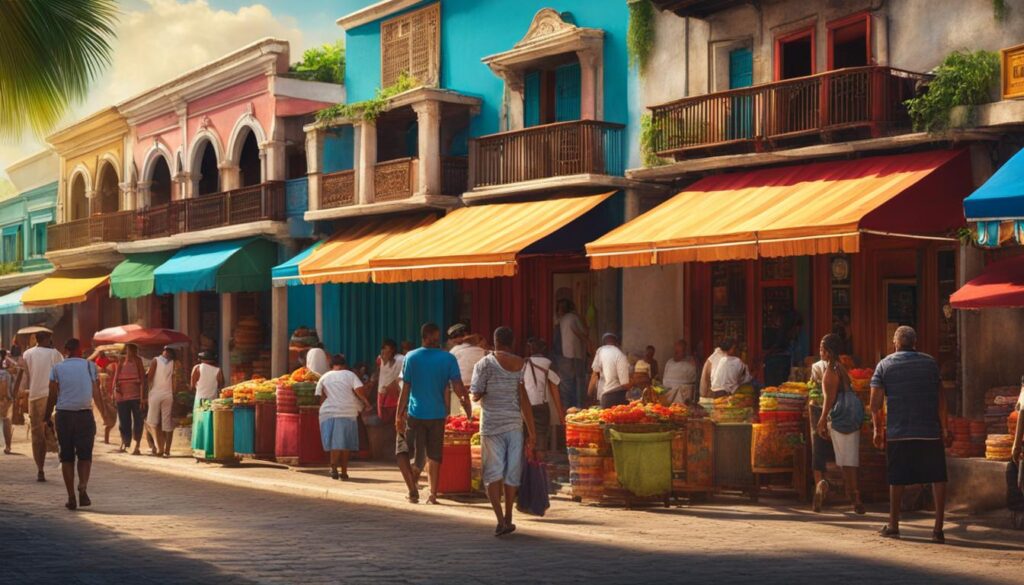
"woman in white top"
524,338,563,453
374,339,404,424
662,339,698,404
316,353,369,480
191,351,224,405
146,346,177,457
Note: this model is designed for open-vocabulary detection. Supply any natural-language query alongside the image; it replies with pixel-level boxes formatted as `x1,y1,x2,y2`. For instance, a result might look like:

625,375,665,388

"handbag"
828,373,865,434
43,421,59,454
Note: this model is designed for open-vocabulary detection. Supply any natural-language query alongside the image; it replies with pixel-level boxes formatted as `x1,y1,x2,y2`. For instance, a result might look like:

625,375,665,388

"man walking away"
396,323,472,504
871,326,952,543
46,338,99,510
471,326,536,536
23,331,64,481
588,333,630,408
1,350,14,454
448,323,486,415
555,299,588,409
146,346,177,457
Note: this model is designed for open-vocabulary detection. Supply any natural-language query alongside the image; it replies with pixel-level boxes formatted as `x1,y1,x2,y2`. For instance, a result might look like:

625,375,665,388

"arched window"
150,156,172,207
69,174,89,220
95,162,120,214
238,129,261,187
196,140,220,196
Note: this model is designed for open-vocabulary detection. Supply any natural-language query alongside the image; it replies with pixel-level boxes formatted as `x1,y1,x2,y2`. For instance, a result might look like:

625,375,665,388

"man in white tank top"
146,346,178,457
191,351,224,402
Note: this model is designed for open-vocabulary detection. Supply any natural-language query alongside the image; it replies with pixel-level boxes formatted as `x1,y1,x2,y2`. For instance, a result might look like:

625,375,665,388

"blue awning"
965,147,1024,221
154,238,278,295
2,224,20,237
0,286,48,315
271,240,324,288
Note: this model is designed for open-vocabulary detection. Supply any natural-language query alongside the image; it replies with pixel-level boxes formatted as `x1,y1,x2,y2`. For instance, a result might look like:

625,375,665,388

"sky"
0,0,354,188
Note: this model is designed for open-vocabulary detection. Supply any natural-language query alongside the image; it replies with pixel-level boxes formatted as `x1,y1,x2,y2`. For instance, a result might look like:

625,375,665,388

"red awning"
951,255,1024,309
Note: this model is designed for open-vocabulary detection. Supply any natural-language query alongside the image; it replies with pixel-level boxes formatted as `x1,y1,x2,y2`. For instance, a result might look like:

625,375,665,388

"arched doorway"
238,129,261,187
95,162,120,214
69,174,89,220
196,140,220,196
149,156,172,207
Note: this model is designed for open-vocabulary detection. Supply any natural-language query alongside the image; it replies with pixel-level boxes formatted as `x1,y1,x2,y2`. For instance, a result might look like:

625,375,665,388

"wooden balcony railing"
47,210,135,252
649,66,931,159
470,120,625,188
320,169,356,209
374,158,417,202
441,156,468,196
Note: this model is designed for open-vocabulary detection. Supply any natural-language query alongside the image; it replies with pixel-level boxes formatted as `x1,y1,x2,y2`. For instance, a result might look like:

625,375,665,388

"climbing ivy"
640,113,671,167
627,0,656,75
316,72,419,124
993,0,1008,21
905,50,1000,133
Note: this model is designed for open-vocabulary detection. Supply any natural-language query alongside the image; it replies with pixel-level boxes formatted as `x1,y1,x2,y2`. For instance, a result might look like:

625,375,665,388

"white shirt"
663,357,697,389
710,355,753,395
193,363,221,400
559,313,586,359
378,354,404,391
315,369,364,422
810,360,827,385
305,348,329,376
523,355,561,406
591,345,630,397
23,346,64,400
450,342,487,386
150,356,175,397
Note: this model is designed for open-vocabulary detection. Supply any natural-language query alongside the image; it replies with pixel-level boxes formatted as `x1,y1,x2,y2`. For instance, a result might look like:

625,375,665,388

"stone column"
271,285,289,377
412,100,442,196
314,284,324,345
220,293,234,382
173,172,190,200
305,128,324,211
135,181,152,209
263,139,287,182
219,164,241,191
355,120,377,205
499,69,525,131
577,49,600,121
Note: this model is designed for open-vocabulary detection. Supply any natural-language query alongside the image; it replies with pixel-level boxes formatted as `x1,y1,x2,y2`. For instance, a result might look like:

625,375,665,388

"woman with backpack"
815,333,865,515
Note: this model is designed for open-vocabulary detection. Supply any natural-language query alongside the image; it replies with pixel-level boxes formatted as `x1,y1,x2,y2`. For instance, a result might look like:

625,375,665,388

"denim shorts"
481,429,524,487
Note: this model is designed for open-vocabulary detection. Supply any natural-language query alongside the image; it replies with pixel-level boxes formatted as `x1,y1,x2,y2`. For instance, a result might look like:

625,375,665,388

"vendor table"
714,422,755,496
192,407,214,460
233,405,255,457
254,400,276,460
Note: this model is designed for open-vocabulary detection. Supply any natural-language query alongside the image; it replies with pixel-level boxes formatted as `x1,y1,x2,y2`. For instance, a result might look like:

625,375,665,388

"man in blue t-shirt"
45,338,99,511
395,322,472,504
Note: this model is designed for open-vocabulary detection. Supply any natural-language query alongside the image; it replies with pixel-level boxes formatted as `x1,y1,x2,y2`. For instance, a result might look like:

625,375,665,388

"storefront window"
711,262,747,353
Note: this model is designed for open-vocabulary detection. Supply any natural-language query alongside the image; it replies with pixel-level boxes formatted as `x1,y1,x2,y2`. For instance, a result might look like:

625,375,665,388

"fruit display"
445,414,479,434
759,382,809,423
709,385,755,423
599,402,691,425
752,422,804,468
293,382,318,407
211,398,233,411
807,379,823,406
986,434,1013,461
565,407,602,425
231,315,268,382
232,386,255,406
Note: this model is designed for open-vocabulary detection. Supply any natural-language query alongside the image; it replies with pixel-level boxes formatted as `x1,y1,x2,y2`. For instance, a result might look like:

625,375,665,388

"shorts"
320,416,359,451
396,416,444,468
809,405,834,472
887,439,948,486
482,430,524,487
531,404,551,449
146,392,174,432
828,423,860,468
55,409,96,463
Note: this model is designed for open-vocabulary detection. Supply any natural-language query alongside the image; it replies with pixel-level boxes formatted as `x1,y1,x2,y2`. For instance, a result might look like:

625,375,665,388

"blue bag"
828,381,865,434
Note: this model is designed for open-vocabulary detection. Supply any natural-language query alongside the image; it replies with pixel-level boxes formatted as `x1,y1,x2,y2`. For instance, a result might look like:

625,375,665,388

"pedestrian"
644,345,659,380
145,346,177,458
448,323,486,415
588,333,630,408
374,339,403,424
23,331,64,481
305,343,329,376
0,350,13,455
471,326,536,536
9,336,22,359
113,343,146,455
316,353,370,480
399,340,414,356
662,339,698,404
555,299,588,409
1010,383,1024,529
191,351,224,404
87,347,117,444
523,338,563,454
708,339,753,397
46,338,99,510
699,341,728,398
395,322,472,504
815,333,865,515
808,358,836,512
871,326,952,543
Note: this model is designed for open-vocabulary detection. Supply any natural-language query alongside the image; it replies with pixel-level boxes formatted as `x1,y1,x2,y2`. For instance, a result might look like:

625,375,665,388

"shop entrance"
711,261,749,358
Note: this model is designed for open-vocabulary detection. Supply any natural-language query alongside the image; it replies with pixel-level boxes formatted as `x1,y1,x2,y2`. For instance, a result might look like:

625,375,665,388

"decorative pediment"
515,8,579,49
482,7,603,72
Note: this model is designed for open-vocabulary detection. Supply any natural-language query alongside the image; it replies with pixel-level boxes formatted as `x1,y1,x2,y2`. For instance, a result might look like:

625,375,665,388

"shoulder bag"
828,369,865,434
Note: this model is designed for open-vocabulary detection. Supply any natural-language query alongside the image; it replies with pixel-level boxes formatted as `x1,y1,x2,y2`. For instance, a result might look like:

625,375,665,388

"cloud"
2,0,309,175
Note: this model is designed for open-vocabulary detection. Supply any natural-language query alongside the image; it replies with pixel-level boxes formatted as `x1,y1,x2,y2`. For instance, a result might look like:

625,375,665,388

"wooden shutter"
554,62,581,122
381,3,440,87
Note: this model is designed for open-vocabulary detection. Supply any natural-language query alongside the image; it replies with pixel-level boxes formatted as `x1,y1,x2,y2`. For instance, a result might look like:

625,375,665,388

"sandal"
499,523,517,536
424,494,439,505
37,471,45,482
879,524,901,539
339,472,350,481
330,469,339,480
932,529,945,544
406,491,420,504
65,498,77,511
494,522,506,537
854,503,866,515
78,489,91,507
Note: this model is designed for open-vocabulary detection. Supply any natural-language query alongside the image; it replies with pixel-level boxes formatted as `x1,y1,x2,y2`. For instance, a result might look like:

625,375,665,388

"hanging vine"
905,49,1000,133
316,72,419,124
993,0,1008,21
627,0,656,75
640,113,672,167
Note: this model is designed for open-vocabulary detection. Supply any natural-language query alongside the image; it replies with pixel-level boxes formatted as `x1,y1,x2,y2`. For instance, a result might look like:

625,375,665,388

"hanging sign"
1002,43,1024,100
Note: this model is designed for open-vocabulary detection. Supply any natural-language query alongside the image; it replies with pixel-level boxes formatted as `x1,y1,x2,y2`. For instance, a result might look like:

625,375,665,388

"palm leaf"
0,0,118,139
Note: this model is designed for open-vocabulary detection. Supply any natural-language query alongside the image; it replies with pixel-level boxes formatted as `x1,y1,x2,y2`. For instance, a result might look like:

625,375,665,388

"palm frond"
0,0,119,139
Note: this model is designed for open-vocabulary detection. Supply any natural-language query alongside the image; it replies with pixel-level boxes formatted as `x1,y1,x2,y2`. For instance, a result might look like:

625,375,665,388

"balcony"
134,181,286,239
649,66,930,160
48,211,135,252
649,0,749,18
470,120,625,189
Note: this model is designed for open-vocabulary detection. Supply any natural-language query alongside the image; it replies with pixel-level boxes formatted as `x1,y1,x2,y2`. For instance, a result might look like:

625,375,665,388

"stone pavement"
1,429,1023,585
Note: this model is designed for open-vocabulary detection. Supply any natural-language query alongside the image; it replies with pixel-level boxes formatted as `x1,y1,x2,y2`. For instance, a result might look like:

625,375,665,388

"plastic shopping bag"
516,452,550,517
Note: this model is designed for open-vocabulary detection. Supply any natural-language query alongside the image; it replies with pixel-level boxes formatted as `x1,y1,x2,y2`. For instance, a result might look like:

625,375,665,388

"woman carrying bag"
815,333,865,515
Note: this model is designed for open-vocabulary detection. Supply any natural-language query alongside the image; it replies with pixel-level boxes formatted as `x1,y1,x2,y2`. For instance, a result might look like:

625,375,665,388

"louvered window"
381,3,440,87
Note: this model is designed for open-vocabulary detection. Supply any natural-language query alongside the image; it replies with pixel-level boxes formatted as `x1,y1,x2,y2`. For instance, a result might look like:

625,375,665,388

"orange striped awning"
369,193,614,283
298,214,438,285
587,150,969,269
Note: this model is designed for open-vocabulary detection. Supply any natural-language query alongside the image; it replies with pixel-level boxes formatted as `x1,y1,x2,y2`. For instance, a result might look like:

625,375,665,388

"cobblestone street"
1,432,1022,585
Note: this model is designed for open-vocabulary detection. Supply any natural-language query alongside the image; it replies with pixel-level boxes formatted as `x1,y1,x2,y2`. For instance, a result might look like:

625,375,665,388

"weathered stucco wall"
621,263,687,370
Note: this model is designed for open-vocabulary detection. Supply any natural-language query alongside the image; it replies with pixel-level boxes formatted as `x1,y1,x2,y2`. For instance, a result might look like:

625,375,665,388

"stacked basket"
986,434,1013,461
566,423,608,501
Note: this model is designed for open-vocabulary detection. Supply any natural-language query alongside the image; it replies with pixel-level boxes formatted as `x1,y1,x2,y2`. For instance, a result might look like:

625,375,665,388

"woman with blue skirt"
316,353,370,480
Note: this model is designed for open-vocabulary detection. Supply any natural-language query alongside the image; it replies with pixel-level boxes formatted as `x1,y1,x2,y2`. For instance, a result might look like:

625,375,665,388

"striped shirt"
870,351,942,440
470,353,524,436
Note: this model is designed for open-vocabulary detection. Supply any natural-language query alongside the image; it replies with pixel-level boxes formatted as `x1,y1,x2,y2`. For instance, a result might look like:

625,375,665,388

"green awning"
154,238,278,295
110,251,176,299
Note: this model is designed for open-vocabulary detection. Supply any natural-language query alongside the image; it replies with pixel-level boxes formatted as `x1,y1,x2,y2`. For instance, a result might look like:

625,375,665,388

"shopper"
305,343,329,376
113,343,146,455
643,345,659,380
395,322,471,505
191,351,224,405
555,299,588,409
871,326,952,543
588,333,630,408
448,323,486,415
399,340,414,356
146,346,177,458
699,342,728,398
662,339,698,405
0,350,13,455
808,359,835,512
46,338,99,510
708,339,753,397
23,331,64,481
375,339,403,424
815,334,865,515
471,326,536,536
523,338,563,454
316,353,369,480
87,348,118,445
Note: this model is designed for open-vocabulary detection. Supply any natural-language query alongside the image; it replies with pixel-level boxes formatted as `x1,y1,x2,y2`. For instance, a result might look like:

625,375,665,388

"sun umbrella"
93,325,190,347
92,324,143,343
17,325,53,335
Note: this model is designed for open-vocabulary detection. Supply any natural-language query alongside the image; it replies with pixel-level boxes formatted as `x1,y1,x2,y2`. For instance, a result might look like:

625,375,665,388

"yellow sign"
1002,43,1024,100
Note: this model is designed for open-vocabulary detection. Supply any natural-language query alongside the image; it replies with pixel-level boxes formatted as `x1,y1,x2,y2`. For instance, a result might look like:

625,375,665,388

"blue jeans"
481,429,524,487
556,356,586,409
116,399,143,446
